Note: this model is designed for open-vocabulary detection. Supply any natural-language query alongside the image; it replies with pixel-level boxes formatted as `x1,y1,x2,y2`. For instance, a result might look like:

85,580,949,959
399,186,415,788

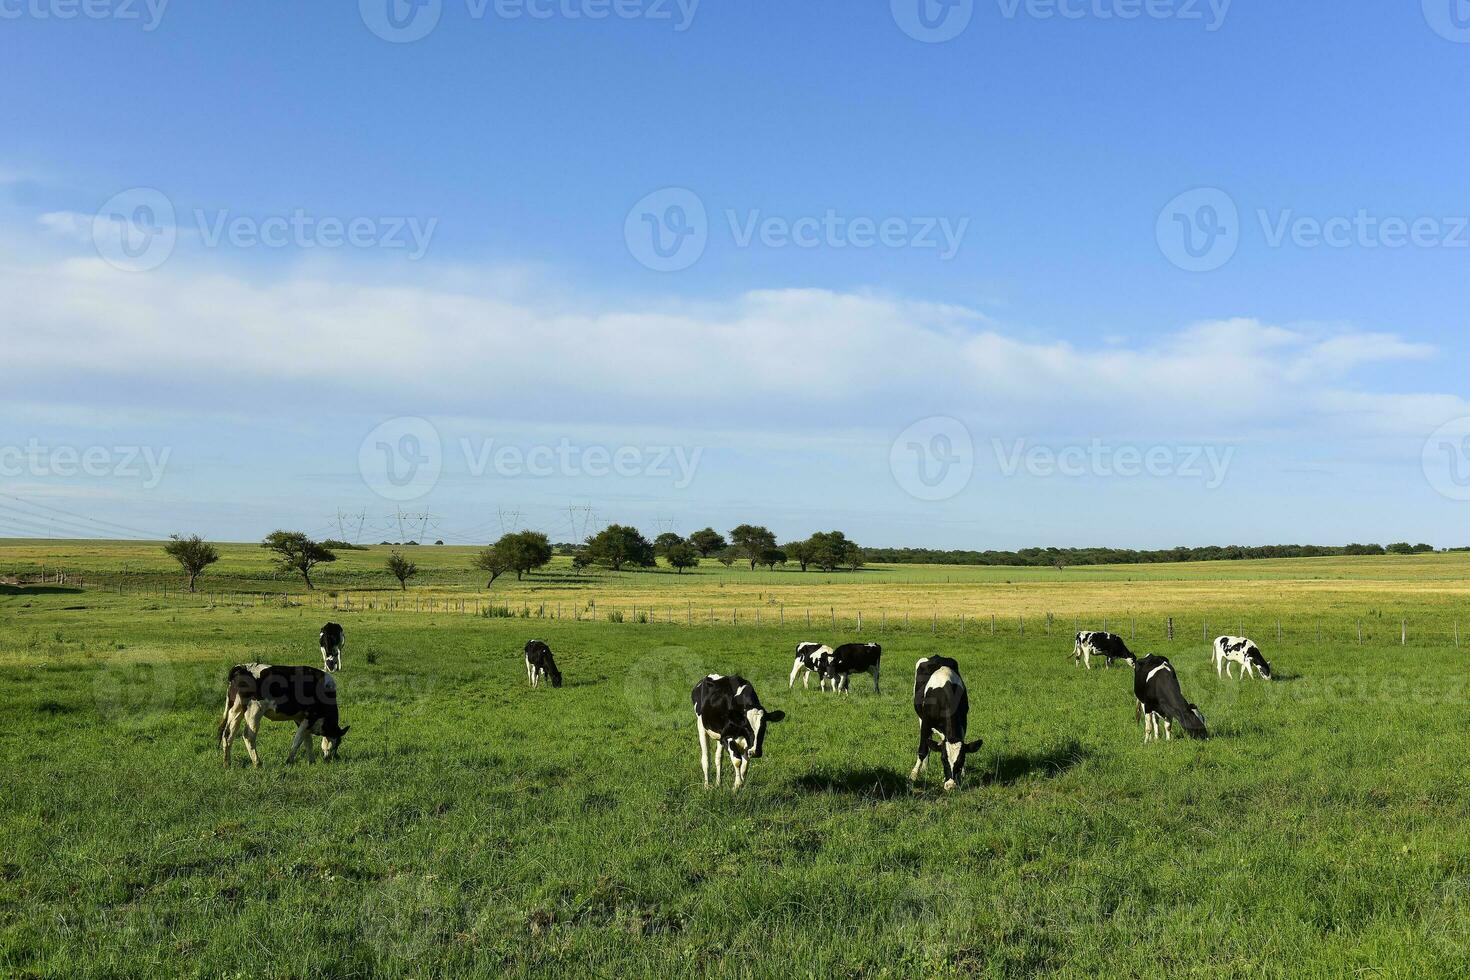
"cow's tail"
1178,704,1209,739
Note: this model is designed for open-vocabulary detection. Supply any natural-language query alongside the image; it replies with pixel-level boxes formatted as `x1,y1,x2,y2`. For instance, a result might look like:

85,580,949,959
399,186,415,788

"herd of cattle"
216,623,1277,789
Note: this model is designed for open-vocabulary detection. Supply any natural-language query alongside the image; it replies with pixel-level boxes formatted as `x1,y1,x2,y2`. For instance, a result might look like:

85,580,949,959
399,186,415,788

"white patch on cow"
706,674,723,680
1145,663,1173,684
746,708,764,748
944,740,962,768
736,684,749,698
925,666,961,693
243,662,270,678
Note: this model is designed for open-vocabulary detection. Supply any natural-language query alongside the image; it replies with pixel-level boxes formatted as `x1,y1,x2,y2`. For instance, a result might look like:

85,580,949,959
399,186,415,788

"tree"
665,540,700,573
1386,542,1415,555
729,524,778,569
759,547,787,570
585,524,657,572
473,546,512,587
260,531,336,590
493,530,554,580
386,551,418,591
783,539,814,572
715,548,738,568
689,527,727,557
654,532,685,557
571,553,593,573
806,530,861,572
163,534,219,593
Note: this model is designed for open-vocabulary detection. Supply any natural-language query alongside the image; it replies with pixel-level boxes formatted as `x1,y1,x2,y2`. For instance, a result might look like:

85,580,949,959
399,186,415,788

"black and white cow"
219,663,350,767
1212,636,1272,681
910,656,984,791
1133,655,1208,743
319,622,344,673
1072,630,1133,670
524,639,563,688
691,674,784,791
788,641,833,689
824,642,882,693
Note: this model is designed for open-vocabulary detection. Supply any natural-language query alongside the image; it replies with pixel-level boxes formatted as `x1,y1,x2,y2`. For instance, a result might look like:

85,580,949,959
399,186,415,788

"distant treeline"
863,543,1437,567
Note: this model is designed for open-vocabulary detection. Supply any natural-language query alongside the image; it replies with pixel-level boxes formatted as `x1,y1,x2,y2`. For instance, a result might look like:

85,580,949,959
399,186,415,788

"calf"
691,674,784,791
788,641,832,689
824,642,882,693
524,639,563,688
1212,636,1272,681
910,656,984,791
1133,655,1208,743
219,663,350,767
319,622,344,672
1072,630,1133,670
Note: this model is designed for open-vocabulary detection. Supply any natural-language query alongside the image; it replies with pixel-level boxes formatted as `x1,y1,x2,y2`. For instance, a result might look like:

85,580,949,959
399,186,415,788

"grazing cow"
824,642,882,693
524,639,563,688
1212,636,1272,681
1132,655,1208,743
219,663,350,767
691,674,784,791
319,622,344,672
1072,630,1133,670
788,641,833,689
910,656,984,791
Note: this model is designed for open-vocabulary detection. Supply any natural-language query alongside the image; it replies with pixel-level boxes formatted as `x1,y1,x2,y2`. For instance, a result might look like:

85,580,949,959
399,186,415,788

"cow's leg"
789,659,803,689
872,666,880,694
696,721,710,788
220,700,242,767
910,727,932,781
802,670,810,689
713,737,723,787
729,746,745,791
242,704,263,767
1083,651,1092,670
1164,717,1173,741
286,720,310,764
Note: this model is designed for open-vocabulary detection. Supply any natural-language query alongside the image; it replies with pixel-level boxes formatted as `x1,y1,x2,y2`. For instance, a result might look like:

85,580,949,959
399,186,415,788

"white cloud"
0,250,1462,446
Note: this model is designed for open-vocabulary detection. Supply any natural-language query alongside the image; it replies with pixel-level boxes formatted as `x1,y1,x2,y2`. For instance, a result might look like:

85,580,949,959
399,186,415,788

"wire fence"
15,568,1466,651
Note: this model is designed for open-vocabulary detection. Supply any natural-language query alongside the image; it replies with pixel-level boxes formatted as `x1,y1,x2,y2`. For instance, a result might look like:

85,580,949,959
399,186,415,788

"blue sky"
4,1,1470,549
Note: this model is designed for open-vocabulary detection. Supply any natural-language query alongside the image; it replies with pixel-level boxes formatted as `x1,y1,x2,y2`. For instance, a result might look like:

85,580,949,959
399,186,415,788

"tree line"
156,529,1442,593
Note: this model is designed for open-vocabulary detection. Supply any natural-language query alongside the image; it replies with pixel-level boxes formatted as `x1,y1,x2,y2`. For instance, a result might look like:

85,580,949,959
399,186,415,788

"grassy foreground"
1,569,1468,977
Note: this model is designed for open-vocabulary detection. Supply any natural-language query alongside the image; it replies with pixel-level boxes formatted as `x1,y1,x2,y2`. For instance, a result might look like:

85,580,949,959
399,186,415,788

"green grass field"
2,544,1468,977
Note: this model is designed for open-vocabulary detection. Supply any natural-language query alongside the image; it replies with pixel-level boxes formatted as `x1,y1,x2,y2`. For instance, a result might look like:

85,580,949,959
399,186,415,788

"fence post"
991,614,996,636
1357,619,1362,645
932,609,937,632
1130,616,1135,640
1167,617,1174,642
1019,615,1024,637
857,611,862,632
1401,619,1406,646
1455,622,1460,648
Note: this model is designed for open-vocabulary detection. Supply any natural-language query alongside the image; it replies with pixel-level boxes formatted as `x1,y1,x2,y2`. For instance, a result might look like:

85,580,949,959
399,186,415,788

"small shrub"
607,610,625,624
482,605,514,619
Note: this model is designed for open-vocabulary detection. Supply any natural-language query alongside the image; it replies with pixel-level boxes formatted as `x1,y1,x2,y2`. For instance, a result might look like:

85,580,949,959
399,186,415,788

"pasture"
1,548,1468,977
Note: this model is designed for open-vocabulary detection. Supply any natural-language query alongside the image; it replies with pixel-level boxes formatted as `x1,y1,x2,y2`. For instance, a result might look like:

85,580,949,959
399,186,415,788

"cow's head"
1249,651,1272,680
547,662,564,688
743,707,785,758
320,721,350,760
933,735,984,791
